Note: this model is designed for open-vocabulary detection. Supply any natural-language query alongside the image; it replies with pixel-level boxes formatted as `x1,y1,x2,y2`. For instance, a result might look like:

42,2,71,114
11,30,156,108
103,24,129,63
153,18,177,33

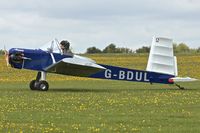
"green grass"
0,80,200,132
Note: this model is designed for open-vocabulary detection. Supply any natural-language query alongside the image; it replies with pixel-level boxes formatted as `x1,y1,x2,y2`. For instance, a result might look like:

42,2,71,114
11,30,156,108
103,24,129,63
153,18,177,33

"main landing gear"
29,72,49,91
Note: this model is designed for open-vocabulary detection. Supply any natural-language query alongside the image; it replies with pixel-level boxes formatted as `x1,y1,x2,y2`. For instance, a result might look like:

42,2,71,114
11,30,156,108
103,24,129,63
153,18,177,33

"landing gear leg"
175,83,185,90
29,71,49,91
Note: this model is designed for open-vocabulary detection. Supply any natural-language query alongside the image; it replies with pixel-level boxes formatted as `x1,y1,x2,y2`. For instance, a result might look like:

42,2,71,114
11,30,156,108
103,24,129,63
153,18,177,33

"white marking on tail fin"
146,37,177,76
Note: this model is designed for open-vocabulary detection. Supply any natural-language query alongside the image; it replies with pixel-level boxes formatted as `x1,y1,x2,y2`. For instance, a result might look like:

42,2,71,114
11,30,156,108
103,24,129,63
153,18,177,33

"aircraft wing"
44,55,106,77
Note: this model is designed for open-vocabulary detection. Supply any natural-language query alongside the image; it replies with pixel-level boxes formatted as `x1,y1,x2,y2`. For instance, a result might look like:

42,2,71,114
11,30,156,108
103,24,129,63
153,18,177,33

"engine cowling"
9,52,24,64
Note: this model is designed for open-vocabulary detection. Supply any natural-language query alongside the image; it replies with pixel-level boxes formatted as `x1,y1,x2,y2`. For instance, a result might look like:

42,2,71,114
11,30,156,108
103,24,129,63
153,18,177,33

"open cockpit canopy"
40,39,73,55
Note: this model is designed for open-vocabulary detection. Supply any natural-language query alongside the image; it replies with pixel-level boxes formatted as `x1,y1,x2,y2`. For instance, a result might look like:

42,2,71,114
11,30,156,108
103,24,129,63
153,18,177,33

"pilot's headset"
60,40,70,50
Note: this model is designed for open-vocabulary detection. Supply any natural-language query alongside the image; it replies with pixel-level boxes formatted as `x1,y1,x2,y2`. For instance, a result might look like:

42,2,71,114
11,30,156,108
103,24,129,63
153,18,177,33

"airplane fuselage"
8,48,175,87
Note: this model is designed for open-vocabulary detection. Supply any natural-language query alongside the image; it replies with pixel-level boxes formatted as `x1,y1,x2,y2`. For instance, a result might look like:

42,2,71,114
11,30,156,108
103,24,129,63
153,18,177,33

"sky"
0,0,200,53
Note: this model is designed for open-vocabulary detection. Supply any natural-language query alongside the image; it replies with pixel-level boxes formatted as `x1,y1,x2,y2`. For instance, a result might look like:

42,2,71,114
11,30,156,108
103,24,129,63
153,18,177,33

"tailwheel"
175,83,185,90
29,80,38,90
38,81,49,91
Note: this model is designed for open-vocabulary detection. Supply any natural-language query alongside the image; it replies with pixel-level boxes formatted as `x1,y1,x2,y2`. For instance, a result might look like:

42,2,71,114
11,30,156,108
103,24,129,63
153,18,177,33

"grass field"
0,54,200,132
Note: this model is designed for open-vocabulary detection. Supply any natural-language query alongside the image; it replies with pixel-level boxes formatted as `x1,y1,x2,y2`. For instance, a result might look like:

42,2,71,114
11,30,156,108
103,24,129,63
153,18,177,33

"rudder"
146,37,177,76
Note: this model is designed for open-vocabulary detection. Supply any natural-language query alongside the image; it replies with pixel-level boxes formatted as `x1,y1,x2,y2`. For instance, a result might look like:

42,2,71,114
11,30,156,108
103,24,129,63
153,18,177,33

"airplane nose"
9,52,24,64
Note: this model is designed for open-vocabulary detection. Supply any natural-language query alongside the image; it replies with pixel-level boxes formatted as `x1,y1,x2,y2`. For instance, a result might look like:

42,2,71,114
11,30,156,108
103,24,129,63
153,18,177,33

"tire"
38,81,49,91
30,80,38,90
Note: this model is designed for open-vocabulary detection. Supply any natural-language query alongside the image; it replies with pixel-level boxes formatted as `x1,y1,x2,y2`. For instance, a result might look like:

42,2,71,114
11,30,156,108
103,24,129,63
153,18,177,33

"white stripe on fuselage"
50,53,56,64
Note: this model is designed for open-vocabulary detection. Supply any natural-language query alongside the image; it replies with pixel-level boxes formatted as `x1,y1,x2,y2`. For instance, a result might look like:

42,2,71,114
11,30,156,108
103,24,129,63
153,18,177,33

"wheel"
29,80,38,90
38,81,49,91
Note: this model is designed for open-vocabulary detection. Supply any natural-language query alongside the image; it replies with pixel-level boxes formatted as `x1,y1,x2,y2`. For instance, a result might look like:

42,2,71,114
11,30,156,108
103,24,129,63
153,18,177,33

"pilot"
60,40,71,55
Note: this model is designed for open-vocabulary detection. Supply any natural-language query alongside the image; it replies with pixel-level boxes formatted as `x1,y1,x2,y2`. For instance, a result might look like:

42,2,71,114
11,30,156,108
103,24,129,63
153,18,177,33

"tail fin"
146,37,177,76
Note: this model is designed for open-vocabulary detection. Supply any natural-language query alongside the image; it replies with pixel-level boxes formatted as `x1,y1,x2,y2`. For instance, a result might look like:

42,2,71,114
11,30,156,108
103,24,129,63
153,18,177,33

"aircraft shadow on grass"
49,88,131,93
48,87,197,93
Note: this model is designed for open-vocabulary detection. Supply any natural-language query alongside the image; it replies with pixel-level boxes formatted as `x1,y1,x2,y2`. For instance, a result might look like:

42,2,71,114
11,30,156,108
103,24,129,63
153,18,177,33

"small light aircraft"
5,37,197,91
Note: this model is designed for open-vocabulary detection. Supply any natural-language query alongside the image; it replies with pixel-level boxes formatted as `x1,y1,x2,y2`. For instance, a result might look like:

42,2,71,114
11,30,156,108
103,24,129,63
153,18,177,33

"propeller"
9,52,28,64
4,46,9,66
3,46,32,67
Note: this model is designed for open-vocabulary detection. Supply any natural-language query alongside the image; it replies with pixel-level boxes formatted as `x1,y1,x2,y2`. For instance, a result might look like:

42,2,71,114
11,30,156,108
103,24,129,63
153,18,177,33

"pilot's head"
60,40,70,50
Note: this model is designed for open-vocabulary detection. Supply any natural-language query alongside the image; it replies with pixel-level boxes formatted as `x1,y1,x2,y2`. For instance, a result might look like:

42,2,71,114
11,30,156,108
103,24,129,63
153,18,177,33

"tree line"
86,44,134,54
0,43,199,55
86,43,200,54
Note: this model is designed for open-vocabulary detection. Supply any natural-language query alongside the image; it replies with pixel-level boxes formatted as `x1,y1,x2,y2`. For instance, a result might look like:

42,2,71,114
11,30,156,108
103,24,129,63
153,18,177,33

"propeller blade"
4,46,9,66
21,57,32,60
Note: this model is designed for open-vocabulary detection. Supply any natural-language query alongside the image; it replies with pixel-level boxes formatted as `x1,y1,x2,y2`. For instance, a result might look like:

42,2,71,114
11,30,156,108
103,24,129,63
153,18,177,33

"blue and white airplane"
5,37,197,91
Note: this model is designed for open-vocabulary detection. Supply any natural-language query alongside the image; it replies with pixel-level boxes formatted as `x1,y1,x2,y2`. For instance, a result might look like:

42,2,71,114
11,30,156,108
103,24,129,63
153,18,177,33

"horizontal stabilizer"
171,77,198,82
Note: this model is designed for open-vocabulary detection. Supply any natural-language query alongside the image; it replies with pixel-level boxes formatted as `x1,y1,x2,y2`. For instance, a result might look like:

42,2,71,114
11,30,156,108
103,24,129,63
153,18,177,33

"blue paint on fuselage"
9,48,71,71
